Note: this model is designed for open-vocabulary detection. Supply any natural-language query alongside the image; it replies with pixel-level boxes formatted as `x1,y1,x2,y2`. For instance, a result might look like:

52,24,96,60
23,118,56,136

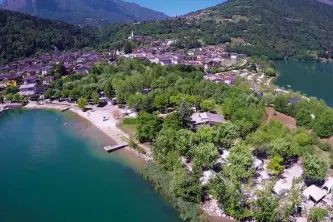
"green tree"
153,128,178,169
123,41,133,54
170,166,202,203
227,144,254,181
4,86,19,95
274,94,289,114
296,107,313,129
61,89,70,98
136,111,162,143
104,79,114,99
163,112,183,131
5,93,13,102
211,177,249,220
253,185,280,222
214,122,240,148
53,91,61,99
200,99,216,112
263,92,275,105
263,67,276,77
78,97,88,110
54,64,67,76
269,138,293,159
175,129,196,157
267,156,285,176
308,208,328,222
44,89,54,99
91,91,100,105
153,94,169,112
179,101,192,128
0,95,4,103
314,110,333,138
303,153,327,183
193,143,219,168
13,93,21,102
69,88,81,100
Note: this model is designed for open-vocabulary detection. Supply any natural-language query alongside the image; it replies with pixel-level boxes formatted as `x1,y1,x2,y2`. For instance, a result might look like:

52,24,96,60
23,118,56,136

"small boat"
287,85,291,88
64,123,68,126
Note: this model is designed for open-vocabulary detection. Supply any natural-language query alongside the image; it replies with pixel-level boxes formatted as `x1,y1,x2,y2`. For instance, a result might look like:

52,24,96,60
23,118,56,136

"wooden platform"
104,143,128,153
60,107,70,112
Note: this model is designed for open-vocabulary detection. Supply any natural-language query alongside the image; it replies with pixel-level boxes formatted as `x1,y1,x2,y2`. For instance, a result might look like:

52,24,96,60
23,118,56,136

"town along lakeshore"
0,110,182,222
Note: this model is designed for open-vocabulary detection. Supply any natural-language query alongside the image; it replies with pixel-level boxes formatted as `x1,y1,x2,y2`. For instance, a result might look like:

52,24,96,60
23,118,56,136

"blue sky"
0,0,225,16
127,0,225,16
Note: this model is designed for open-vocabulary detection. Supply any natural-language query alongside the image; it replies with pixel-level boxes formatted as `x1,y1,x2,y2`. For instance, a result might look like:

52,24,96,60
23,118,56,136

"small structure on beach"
104,143,128,153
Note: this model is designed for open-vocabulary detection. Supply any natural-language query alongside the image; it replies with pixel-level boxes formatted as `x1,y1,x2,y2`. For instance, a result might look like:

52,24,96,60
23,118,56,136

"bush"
123,118,137,124
318,142,332,152
128,139,138,149
308,207,328,222
137,146,146,154
141,163,208,222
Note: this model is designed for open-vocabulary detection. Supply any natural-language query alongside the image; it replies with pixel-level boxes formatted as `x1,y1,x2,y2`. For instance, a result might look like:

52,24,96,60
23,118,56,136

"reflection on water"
275,60,333,107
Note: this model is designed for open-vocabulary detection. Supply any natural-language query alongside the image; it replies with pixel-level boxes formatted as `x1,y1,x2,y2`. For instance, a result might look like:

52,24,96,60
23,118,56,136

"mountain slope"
0,9,97,64
0,0,168,25
317,0,333,5
100,0,333,60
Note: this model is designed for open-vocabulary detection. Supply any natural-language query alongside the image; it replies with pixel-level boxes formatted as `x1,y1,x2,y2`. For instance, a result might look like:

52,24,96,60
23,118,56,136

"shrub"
318,142,332,152
308,208,328,222
137,146,146,154
128,139,138,149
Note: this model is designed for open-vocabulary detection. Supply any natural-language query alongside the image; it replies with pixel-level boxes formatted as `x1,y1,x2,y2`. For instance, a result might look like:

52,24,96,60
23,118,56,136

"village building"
191,112,225,126
19,83,39,97
303,185,327,204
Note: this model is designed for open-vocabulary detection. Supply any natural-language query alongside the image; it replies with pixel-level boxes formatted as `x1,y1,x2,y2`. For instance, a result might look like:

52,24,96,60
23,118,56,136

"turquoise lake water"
275,60,333,107
0,110,181,222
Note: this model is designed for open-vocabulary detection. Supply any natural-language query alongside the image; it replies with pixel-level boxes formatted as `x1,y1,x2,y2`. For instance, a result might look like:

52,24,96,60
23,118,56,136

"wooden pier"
104,143,128,153
60,107,71,112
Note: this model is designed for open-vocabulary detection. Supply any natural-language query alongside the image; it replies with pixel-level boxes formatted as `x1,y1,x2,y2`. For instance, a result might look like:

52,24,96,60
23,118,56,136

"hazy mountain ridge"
0,0,169,25
317,0,333,5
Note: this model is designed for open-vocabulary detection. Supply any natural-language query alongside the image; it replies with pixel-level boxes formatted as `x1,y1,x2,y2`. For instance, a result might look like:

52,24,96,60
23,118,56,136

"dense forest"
0,9,97,64
36,59,333,221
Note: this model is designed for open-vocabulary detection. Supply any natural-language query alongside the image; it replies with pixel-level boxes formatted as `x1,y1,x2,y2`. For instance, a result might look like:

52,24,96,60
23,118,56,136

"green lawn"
118,123,137,140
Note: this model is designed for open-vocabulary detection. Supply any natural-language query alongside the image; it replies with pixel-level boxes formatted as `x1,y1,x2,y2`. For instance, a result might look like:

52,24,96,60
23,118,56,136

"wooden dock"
60,107,70,112
104,143,128,153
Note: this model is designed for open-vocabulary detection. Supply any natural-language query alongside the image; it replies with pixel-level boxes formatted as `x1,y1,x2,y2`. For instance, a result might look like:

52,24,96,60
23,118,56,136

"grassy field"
118,123,137,139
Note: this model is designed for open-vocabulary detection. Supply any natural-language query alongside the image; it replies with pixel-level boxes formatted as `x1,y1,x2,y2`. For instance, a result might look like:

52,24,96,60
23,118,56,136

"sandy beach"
25,102,127,143
24,101,152,162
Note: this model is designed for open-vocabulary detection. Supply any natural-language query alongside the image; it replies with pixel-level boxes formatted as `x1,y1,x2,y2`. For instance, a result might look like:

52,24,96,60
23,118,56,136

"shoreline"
24,102,152,162
23,102,234,222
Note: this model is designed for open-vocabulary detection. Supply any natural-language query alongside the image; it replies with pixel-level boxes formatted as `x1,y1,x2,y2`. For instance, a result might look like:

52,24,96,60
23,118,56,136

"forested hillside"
99,0,333,60
3,0,333,64
0,9,96,64
0,0,168,26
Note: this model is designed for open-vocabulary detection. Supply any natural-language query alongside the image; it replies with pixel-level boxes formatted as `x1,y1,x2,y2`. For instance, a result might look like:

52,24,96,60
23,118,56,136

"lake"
275,60,333,107
0,110,181,222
